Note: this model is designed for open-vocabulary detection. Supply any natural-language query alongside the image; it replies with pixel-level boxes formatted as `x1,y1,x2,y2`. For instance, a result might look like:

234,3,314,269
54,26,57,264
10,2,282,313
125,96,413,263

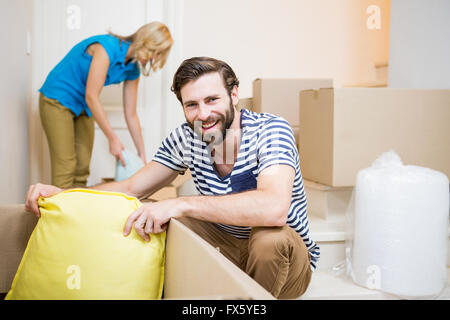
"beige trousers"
177,216,312,299
39,93,94,188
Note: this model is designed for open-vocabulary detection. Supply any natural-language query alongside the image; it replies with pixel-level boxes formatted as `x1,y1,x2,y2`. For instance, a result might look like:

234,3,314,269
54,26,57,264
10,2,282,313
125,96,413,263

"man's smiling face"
180,72,237,144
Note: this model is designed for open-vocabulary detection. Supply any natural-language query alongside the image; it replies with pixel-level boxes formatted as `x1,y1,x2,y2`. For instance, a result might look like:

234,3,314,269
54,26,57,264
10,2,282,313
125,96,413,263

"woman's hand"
25,183,63,218
109,137,126,167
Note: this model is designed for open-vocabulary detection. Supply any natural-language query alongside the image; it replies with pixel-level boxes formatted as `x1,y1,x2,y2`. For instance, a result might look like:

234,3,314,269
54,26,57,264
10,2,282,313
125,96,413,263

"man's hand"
25,183,63,218
123,199,184,241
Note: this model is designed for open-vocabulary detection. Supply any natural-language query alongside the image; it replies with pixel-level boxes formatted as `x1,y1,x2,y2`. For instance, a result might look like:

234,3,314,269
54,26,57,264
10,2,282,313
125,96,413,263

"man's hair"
171,57,239,104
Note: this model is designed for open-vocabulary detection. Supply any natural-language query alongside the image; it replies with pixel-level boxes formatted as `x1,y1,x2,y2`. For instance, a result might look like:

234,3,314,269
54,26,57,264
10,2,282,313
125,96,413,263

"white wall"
388,0,450,88
0,0,32,203
181,0,391,98
1,0,391,198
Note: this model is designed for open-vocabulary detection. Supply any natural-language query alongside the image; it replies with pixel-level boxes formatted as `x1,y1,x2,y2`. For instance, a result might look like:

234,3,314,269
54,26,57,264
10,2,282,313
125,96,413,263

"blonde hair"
109,22,173,76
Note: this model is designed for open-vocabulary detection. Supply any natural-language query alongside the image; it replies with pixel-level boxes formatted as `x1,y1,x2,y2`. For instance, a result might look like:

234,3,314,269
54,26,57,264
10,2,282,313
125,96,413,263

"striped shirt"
153,109,320,270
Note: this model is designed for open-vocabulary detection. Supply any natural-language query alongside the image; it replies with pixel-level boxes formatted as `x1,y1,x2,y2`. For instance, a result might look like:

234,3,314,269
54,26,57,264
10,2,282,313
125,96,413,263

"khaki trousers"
39,93,94,188
177,217,312,299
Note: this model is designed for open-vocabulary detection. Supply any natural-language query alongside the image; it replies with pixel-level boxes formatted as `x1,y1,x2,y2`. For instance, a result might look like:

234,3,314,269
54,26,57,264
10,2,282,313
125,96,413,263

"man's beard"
188,99,235,146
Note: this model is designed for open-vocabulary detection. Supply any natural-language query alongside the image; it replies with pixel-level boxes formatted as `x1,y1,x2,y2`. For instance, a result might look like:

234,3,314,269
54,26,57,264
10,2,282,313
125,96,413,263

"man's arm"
26,161,180,217
123,164,295,240
90,161,179,199
181,165,294,226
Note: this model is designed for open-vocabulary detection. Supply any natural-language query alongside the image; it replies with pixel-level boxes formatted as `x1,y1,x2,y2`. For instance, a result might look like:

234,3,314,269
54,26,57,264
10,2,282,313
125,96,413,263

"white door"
30,0,183,186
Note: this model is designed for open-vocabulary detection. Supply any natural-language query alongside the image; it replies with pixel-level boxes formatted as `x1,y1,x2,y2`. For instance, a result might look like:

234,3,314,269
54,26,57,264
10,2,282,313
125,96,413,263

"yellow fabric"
6,189,165,300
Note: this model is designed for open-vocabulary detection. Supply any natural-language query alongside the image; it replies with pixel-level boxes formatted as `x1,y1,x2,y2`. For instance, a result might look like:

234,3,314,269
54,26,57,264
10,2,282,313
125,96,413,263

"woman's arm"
123,77,146,163
85,43,125,166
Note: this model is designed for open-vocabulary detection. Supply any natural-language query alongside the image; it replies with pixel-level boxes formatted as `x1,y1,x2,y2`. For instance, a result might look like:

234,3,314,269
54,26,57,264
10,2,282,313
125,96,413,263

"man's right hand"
25,183,62,218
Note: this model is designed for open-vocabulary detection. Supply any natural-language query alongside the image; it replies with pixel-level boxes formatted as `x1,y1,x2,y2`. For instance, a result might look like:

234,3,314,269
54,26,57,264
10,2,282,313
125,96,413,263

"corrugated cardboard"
236,97,253,111
170,170,192,188
148,171,193,201
303,179,352,220
148,186,178,201
299,88,450,187
252,78,333,127
0,204,273,299
165,218,274,299
0,205,37,293
102,171,194,202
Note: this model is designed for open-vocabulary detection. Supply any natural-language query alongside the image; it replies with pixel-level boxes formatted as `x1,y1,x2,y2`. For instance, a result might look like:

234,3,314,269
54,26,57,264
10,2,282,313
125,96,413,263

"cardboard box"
170,170,192,188
0,205,37,293
236,97,253,111
148,171,193,201
102,171,195,202
299,88,450,187
148,186,178,201
303,179,352,220
0,204,273,299
252,78,333,128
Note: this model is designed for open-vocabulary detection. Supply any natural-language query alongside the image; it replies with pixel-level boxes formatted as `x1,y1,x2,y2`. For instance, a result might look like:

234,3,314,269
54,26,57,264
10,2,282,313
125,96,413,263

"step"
300,267,450,300
308,214,450,271
307,212,450,299
303,179,353,221
342,80,387,88
374,62,389,83
308,214,346,271
300,269,398,300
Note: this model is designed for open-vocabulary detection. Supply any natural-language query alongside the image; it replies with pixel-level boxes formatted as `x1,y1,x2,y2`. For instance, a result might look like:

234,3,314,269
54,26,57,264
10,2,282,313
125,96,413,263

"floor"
300,266,450,300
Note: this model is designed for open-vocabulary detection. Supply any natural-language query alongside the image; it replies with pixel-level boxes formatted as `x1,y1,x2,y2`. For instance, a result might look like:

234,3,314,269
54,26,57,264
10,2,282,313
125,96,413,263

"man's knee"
248,226,293,262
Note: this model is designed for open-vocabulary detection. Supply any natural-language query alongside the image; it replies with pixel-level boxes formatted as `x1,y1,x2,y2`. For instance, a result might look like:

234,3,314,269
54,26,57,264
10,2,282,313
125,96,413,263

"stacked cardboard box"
236,97,253,111
299,88,450,270
250,79,350,271
299,88,450,187
250,78,350,221
303,180,352,221
252,78,333,150
299,87,450,210
147,170,193,201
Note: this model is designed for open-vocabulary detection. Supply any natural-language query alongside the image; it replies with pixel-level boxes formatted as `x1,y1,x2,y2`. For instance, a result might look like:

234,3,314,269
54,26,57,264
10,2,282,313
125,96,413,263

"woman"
39,22,173,188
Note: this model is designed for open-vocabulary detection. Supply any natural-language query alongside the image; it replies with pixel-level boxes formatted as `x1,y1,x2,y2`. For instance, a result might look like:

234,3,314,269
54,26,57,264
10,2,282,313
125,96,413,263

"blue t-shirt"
39,34,140,117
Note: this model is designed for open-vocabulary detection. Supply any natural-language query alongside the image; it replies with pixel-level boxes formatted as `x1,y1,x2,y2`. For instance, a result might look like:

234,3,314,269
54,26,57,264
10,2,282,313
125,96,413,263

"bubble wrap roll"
351,151,449,298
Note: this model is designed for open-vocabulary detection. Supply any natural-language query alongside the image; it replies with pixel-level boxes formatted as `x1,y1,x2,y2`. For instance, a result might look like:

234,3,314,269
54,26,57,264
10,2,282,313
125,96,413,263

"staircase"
343,62,388,88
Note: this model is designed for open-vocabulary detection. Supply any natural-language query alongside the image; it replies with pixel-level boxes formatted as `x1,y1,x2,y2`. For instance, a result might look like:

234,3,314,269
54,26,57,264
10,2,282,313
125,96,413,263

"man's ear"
231,85,239,107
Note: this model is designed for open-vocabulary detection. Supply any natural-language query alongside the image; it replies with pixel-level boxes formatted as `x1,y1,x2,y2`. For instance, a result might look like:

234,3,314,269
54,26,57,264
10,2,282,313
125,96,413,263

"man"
26,57,320,299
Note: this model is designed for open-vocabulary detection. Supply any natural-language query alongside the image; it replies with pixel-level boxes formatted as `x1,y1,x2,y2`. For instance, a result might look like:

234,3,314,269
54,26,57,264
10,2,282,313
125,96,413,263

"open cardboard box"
102,171,196,202
0,204,274,300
